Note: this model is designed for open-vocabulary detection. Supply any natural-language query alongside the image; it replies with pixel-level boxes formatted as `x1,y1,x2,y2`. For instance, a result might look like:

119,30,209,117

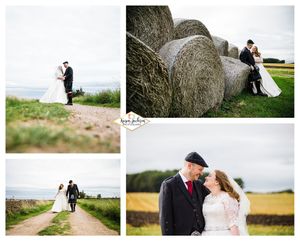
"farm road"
6,207,118,236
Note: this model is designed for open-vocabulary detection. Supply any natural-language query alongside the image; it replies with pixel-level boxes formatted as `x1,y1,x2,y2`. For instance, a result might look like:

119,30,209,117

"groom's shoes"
65,103,73,105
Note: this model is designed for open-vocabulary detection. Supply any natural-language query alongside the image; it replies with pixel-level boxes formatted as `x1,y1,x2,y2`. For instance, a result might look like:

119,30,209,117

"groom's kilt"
64,80,73,93
68,194,77,203
249,69,261,82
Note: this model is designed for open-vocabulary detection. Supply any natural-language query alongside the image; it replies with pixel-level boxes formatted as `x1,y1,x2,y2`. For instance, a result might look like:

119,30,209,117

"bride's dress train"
51,188,70,212
40,67,68,104
254,56,282,97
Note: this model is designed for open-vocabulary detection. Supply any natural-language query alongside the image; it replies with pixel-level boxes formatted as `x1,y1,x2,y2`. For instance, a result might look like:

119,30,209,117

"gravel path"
6,207,118,236
65,104,120,146
6,211,56,235
69,206,118,235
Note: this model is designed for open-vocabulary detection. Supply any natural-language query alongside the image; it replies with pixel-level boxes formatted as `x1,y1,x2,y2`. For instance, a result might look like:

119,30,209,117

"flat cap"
247,39,254,44
185,152,208,167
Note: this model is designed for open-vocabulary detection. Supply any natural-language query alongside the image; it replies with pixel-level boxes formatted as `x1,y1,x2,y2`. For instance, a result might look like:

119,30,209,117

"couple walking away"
240,39,281,97
40,61,73,105
51,180,80,213
159,152,250,236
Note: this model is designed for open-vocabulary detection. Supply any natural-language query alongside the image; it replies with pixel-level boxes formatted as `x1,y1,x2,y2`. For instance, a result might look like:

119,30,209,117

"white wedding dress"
202,191,239,236
51,188,70,212
254,55,282,97
39,67,68,104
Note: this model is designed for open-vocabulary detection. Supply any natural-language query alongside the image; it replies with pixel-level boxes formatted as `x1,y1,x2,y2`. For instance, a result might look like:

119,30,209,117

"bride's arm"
223,195,240,235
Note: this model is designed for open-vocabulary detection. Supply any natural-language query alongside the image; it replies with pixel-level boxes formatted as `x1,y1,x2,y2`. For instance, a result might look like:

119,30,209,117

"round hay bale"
221,56,250,99
159,35,225,117
173,18,212,40
212,36,229,56
228,43,239,59
127,6,173,52
126,32,172,117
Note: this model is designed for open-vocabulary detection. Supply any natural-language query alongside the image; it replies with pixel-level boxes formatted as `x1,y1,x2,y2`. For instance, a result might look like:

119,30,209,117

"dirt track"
6,211,56,235
65,104,120,148
7,207,118,236
69,206,118,235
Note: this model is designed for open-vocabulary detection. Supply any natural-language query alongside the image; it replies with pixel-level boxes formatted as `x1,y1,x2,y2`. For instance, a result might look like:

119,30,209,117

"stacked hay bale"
126,32,172,117
221,56,250,99
173,18,212,40
228,43,239,59
159,35,225,117
126,6,174,52
212,36,229,56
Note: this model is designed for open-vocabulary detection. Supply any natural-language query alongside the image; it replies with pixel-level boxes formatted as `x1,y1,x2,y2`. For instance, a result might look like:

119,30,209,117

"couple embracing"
159,152,250,236
40,61,73,105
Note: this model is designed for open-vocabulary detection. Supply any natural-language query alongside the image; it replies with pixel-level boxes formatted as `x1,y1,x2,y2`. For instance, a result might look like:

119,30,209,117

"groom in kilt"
66,180,80,212
239,40,267,96
63,61,73,105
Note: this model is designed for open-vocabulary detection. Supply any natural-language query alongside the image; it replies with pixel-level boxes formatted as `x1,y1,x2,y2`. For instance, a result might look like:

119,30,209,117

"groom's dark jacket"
64,67,73,82
66,184,79,201
63,67,73,93
159,173,209,235
239,47,255,67
240,47,261,81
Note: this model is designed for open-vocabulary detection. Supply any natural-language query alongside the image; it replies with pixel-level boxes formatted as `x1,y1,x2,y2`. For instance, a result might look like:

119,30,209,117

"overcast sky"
6,159,120,189
6,6,120,90
170,5,294,63
127,124,294,192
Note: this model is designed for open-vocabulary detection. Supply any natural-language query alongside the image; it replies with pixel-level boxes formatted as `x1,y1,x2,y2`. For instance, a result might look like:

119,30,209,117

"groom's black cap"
185,152,208,167
63,61,69,64
247,39,254,44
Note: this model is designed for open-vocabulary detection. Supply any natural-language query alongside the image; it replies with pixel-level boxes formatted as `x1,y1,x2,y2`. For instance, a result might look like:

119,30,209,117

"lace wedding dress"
202,191,239,235
51,188,70,212
254,55,282,97
39,66,68,104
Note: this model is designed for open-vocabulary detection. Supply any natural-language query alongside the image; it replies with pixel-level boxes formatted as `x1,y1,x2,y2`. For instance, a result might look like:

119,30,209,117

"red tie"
186,181,193,196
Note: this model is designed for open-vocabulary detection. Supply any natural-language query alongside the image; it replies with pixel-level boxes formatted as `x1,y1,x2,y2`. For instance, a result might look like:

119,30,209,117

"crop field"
126,192,294,235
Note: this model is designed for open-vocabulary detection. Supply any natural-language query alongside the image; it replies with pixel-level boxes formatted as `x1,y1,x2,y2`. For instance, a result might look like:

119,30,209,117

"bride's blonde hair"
215,170,240,202
252,45,261,57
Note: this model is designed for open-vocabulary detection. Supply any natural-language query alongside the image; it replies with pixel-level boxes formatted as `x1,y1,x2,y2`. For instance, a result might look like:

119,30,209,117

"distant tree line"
263,58,285,64
127,170,244,192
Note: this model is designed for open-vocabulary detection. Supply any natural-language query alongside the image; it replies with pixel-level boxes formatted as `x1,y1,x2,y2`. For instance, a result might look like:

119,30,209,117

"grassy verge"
6,97,69,123
248,225,294,235
204,75,294,117
6,200,53,229
74,89,120,108
6,124,116,153
126,224,294,236
6,97,119,153
78,199,120,233
38,211,71,235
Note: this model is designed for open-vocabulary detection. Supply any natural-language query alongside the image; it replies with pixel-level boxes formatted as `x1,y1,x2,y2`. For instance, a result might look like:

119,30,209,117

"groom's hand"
250,65,254,71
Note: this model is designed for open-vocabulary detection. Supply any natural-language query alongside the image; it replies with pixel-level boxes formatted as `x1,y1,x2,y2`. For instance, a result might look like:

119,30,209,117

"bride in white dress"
201,170,250,236
39,66,68,104
251,45,282,97
51,184,71,213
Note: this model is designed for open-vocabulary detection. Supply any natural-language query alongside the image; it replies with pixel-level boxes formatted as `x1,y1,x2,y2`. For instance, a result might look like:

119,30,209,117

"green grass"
6,124,116,153
74,89,120,108
126,224,294,236
204,74,294,117
78,199,120,233
6,97,69,123
38,211,71,235
248,225,294,235
6,202,53,229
